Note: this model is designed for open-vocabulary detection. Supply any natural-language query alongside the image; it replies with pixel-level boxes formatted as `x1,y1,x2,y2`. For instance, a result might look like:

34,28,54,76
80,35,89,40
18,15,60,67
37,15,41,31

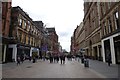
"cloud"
59,32,69,37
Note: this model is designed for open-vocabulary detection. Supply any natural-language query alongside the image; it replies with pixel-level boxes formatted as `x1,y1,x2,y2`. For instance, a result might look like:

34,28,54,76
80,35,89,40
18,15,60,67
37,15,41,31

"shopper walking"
60,52,63,64
63,54,65,64
107,52,111,66
17,56,21,65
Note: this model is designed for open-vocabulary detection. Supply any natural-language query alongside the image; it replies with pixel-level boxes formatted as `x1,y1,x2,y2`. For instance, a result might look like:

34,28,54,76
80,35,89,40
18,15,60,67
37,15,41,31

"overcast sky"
12,0,84,52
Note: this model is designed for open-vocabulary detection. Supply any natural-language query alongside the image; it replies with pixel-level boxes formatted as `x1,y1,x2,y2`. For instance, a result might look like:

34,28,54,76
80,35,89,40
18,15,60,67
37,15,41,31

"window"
93,20,96,29
31,38,33,45
108,17,112,33
24,22,27,29
24,34,26,44
19,18,22,27
27,21,30,31
102,3,106,15
28,25,30,31
108,2,111,9
114,11,119,29
18,32,22,42
34,28,36,33
100,3,106,16
103,22,107,35
92,9,95,17
28,36,30,45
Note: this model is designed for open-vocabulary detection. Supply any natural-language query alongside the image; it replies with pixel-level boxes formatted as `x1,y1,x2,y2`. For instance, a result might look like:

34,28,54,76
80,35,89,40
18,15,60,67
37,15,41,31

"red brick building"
46,28,59,54
2,2,11,63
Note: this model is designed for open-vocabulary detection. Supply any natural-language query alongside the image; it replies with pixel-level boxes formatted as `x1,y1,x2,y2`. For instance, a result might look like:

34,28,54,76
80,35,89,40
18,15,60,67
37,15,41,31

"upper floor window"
19,18,22,27
28,25,31,31
34,28,36,33
103,22,107,35
31,27,33,33
24,22,27,29
100,3,106,16
108,2,111,9
28,36,30,45
93,20,96,29
108,17,112,33
103,3,106,15
114,11,119,29
18,32,22,42
24,34,26,44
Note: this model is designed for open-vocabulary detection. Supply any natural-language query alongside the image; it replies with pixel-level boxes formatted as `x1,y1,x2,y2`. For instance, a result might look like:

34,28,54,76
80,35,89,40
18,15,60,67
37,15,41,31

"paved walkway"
75,59,118,78
2,58,118,78
88,59,118,78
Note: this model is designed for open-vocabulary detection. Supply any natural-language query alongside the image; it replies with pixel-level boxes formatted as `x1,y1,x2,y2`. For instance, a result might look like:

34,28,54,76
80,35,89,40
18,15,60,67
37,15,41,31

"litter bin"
84,59,89,67
81,57,84,63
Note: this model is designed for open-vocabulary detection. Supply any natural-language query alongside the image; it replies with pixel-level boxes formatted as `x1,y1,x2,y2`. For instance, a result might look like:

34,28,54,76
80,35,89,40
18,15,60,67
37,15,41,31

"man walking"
107,52,111,66
17,56,21,65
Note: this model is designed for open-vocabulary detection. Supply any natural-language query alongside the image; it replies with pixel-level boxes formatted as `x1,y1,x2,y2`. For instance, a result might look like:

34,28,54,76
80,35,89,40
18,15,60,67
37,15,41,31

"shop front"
102,33,120,64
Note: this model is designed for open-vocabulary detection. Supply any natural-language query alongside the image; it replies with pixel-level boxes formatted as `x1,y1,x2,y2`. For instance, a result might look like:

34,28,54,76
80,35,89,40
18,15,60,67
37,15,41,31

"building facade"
9,6,42,62
70,36,75,55
2,2,11,63
74,22,85,54
83,2,102,61
46,28,59,55
58,42,62,53
100,2,120,64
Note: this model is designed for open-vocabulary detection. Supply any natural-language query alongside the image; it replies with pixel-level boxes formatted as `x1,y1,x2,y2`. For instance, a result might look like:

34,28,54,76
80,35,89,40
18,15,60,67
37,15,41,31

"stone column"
110,38,116,64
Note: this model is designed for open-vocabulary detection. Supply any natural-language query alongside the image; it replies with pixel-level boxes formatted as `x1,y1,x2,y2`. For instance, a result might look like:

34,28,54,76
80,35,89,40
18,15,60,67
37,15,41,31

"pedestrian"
17,56,21,65
53,55,56,63
29,56,32,61
56,55,59,63
21,55,24,63
63,54,65,64
60,55,63,64
32,57,36,63
60,52,65,64
107,52,111,66
49,52,53,63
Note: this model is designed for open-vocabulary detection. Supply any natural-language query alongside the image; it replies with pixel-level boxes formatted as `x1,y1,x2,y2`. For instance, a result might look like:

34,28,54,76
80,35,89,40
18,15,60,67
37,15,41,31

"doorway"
104,39,111,62
114,36,120,64
6,48,13,62
93,46,98,60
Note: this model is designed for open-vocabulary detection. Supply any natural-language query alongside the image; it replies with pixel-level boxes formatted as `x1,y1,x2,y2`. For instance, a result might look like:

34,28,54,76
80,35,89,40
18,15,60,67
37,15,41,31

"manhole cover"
26,66,32,68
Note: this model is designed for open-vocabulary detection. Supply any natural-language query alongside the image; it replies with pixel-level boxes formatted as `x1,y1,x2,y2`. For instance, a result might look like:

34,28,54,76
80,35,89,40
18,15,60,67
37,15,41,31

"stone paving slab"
2,59,106,78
